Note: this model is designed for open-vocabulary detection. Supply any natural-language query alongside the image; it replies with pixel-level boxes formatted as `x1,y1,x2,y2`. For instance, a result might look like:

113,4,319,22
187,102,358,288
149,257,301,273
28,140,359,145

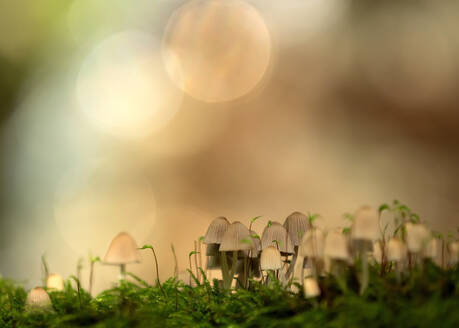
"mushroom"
26,287,52,311
261,222,294,255
46,273,64,291
303,277,321,299
371,241,384,264
296,228,326,282
260,246,282,271
103,232,140,279
352,206,379,295
387,238,407,262
219,221,252,288
405,223,430,254
203,216,230,251
448,241,458,266
424,238,439,262
324,231,350,261
283,211,309,247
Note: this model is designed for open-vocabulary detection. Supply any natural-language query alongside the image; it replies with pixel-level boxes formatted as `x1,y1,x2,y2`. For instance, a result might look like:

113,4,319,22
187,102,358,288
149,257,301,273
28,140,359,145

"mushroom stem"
120,264,126,280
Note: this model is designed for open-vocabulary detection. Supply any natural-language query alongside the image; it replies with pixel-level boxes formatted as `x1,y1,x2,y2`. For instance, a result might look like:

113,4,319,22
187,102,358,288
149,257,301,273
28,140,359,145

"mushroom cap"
219,221,252,251
352,206,379,241
206,243,220,256
405,223,431,253
324,231,350,260
46,273,64,291
303,277,321,298
26,287,52,310
104,232,141,265
260,246,282,270
203,216,230,244
261,222,294,254
283,211,309,246
298,228,325,258
386,238,407,262
449,241,459,265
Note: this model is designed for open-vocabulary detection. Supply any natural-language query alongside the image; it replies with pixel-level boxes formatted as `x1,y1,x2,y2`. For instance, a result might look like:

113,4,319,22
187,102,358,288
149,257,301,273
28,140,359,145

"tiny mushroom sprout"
219,221,252,288
303,277,321,299
261,222,294,255
26,287,52,311
405,223,431,254
104,232,141,280
46,273,64,291
352,206,379,294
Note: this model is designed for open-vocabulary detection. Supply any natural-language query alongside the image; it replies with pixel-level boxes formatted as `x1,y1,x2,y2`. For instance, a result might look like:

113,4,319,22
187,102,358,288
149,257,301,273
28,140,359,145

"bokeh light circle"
76,30,183,139
162,0,272,103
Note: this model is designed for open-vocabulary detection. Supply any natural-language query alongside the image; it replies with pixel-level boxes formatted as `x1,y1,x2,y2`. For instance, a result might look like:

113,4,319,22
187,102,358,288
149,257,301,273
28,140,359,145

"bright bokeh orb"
162,0,272,103
76,30,183,139
54,159,157,255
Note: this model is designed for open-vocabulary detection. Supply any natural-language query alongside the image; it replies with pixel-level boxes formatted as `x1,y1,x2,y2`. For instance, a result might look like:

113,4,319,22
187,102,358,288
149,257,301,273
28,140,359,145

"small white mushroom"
260,246,282,271
26,287,52,311
104,232,141,279
303,277,321,298
324,231,350,261
405,223,430,253
46,273,64,291
386,238,407,262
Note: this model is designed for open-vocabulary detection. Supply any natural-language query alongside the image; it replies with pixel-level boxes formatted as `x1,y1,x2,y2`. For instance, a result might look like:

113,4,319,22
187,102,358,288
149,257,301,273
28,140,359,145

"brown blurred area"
0,0,458,292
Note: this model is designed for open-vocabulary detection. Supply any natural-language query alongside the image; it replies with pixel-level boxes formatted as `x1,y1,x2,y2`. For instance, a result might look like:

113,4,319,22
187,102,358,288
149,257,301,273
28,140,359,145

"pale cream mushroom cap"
298,228,325,258
303,277,321,298
219,221,252,251
283,211,309,246
203,216,230,244
405,223,431,253
352,206,379,241
46,273,64,291
386,238,407,262
26,287,52,310
449,241,459,265
260,246,282,270
324,231,350,260
104,232,141,265
261,222,294,254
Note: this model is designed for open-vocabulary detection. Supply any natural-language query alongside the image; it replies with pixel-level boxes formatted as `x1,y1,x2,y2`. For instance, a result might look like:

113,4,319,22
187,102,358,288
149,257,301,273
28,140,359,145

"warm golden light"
76,30,183,139
162,0,272,102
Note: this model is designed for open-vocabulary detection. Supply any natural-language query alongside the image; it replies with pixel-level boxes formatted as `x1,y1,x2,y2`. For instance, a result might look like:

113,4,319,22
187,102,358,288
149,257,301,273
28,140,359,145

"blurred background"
0,0,458,293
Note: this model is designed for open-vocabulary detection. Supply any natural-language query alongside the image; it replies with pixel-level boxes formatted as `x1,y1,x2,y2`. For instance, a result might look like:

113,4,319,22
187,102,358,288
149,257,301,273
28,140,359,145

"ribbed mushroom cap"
206,255,221,269
283,211,308,246
260,246,282,270
206,243,220,256
203,216,230,244
387,238,407,262
303,277,321,298
261,222,294,254
219,221,252,251
324,231,350,260
104,232,141,265
26,287,52,310
298,228,325,258
352,206,379,241
405,223,430,253
46,273,64,291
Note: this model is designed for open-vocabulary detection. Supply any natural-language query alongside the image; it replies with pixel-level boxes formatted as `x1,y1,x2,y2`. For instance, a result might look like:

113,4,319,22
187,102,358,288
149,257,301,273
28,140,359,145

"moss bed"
1,262,458,327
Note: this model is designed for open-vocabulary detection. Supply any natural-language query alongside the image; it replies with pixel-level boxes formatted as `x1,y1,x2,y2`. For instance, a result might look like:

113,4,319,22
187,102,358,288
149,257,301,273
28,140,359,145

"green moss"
1,263,458,327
